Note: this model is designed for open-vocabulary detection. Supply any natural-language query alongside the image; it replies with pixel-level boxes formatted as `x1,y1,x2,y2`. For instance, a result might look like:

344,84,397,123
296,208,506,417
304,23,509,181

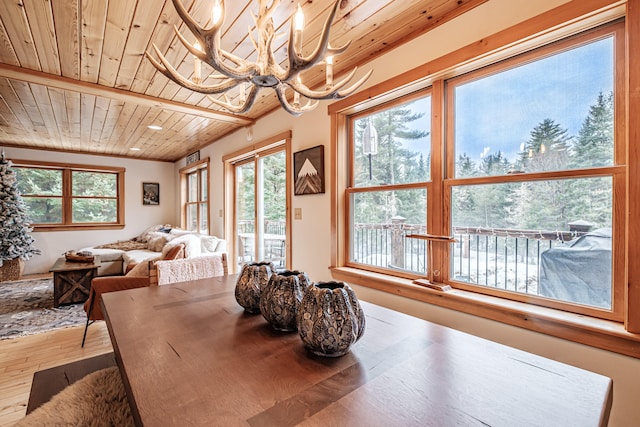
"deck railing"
237,219,590,297
237,220,286,235
352,221,588,297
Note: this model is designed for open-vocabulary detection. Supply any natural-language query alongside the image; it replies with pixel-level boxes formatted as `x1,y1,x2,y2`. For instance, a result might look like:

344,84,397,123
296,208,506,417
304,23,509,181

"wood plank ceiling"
0,0,485,162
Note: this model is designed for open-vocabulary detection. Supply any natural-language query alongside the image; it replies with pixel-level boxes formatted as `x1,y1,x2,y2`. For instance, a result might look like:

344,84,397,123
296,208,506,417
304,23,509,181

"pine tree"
518,118,571,173
0,153,40,266
571,91,614,168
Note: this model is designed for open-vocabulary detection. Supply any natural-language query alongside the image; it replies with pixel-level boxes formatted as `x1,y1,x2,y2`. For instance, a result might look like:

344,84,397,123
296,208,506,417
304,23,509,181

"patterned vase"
259,270,311,331
234,261,276,313
297,281,366,357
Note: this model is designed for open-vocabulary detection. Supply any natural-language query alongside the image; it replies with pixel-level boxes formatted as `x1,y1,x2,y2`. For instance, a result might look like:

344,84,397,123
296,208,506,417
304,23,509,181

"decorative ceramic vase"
259,270,311,331
297,281,366,357
234,261,276,313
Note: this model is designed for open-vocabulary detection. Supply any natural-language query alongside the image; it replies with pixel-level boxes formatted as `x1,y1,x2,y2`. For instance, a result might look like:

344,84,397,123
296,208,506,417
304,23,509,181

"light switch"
294,208,302,220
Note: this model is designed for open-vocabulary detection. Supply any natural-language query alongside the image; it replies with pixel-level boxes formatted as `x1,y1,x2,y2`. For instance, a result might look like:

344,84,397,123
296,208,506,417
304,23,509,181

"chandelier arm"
170,0,218,40
175,27,256,80
275,84,319,116
288,67,362,100
146,45,241,94
171,0,257,80
283,0,343,81
326,40,352,58
334,69,374,98
206,85,260,114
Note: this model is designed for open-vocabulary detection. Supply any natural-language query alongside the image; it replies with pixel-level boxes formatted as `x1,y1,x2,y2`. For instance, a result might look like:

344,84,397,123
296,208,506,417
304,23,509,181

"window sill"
33,224,125,232
331,267,640,359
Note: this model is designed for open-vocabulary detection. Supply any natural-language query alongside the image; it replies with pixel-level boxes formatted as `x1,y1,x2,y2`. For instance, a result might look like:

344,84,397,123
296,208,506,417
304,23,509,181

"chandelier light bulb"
294,4,305,32
212,0,223,25
193,41,202,83
326,55,334,87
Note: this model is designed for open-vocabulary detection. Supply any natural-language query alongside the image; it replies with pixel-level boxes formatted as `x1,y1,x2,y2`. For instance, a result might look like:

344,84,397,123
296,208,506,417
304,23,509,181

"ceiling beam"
0,62,254,126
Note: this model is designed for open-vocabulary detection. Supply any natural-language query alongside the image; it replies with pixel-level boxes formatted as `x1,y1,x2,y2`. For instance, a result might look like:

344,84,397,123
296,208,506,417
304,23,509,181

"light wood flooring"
0,321,113,426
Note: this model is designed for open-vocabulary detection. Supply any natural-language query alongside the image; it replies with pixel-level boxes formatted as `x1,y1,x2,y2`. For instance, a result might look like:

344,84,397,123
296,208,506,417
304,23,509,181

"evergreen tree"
564,92,614,228
0,153,40,265
14,167,62,223
353,102,429,224
518,118,571,172
456,153,476,178
262,151,286,223
571,91,614,168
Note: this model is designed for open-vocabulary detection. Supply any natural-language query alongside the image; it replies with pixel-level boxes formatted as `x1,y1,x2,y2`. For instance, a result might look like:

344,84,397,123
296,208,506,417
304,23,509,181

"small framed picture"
143,182,160,205
294,145,325,195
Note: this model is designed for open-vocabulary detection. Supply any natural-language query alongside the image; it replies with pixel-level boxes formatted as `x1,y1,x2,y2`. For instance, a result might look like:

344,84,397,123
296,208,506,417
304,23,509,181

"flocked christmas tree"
0,151,40,278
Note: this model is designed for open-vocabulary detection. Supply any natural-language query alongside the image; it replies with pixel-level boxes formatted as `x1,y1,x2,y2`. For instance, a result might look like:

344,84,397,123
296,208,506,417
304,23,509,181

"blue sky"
454,36,613,163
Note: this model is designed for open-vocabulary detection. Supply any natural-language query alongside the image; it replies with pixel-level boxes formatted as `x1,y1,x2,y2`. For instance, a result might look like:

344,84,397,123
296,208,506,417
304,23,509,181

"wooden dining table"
101,274,612,427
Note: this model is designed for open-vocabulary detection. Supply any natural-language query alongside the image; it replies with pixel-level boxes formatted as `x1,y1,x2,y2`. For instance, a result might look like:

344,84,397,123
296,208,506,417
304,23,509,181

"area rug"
15,366,134,426
0,278,86,340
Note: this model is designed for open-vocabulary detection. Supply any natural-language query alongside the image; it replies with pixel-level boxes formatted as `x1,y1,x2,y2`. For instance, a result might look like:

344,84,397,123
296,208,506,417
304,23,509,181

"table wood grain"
101,274,612,427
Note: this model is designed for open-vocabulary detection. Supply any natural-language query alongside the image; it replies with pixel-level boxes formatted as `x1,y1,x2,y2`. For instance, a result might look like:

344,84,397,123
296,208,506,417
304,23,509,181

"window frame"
329,3,640,358
12,159,125,231
345,88,433,278
180,157,210,234
222,131,293,274
442,23,625,322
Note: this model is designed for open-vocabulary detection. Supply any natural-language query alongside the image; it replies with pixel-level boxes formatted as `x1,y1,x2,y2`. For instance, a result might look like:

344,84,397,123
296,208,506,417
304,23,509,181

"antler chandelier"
146,0,372,116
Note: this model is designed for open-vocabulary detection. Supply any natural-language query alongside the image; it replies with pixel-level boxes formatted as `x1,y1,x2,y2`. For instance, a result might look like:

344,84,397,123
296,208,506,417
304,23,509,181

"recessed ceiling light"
148,125,163,130
130,147,141,151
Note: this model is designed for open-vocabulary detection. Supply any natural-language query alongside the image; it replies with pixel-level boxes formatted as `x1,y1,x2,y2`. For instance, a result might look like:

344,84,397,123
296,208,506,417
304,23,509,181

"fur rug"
15,366,134,426
0,278,86,340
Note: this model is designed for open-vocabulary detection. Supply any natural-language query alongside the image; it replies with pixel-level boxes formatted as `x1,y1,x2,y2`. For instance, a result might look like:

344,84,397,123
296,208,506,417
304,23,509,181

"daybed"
80,225,226,276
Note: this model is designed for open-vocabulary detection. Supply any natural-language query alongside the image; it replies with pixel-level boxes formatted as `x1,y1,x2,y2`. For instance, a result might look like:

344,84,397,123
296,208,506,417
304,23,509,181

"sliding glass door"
235,149,287,271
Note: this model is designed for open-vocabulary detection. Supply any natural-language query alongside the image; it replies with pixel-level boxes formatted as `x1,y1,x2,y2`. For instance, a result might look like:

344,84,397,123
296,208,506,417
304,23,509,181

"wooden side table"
49,257,101,307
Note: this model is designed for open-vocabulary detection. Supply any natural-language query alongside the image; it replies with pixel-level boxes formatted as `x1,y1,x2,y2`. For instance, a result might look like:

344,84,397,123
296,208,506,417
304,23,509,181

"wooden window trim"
180,157,210,234
12,159,125,231
330,0,640,358
223,131,292,274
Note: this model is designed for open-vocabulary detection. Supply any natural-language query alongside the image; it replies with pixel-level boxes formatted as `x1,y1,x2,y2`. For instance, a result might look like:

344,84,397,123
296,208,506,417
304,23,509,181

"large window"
13,161,124,230
180,158,209,234
348,92,431,274
446,25,623,319
331,15,633,356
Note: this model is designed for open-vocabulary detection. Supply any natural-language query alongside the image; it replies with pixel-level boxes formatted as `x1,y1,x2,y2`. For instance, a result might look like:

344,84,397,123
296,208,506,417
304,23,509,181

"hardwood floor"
0,322,113,426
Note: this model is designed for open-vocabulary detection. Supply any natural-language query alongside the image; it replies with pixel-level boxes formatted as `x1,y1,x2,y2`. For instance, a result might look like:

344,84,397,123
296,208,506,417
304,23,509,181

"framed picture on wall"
143,182,160,205
294,145,325,195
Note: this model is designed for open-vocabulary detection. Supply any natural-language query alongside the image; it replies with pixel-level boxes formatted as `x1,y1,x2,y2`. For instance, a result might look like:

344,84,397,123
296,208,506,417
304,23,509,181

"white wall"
3,147,176,275
198,0,640,425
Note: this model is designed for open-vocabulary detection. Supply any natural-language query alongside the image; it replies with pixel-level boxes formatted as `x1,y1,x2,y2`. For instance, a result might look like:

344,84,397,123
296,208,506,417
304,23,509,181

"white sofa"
80,225,226,276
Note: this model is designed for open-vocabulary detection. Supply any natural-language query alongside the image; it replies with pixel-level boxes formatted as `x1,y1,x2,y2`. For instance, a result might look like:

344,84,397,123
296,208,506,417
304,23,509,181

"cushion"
135,225,163,243
147,232,175,252
122,250,160,267
164,234,201,258
163,244,185,260
201,236,220,253
77,247,124,263
126,256,161,277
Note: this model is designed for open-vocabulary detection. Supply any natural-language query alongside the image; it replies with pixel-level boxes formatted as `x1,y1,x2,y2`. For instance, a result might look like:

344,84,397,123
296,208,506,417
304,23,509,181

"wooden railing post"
390,216,406,269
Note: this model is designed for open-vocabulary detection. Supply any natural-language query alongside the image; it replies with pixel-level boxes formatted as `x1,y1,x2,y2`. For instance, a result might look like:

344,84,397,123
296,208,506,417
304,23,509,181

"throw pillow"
147,233,175,252
164,234,201,258
201,236,220,253
126,256,161,277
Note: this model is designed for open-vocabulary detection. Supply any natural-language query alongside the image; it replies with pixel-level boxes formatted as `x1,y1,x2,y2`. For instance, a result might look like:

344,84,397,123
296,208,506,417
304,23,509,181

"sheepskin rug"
16,367,134,426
